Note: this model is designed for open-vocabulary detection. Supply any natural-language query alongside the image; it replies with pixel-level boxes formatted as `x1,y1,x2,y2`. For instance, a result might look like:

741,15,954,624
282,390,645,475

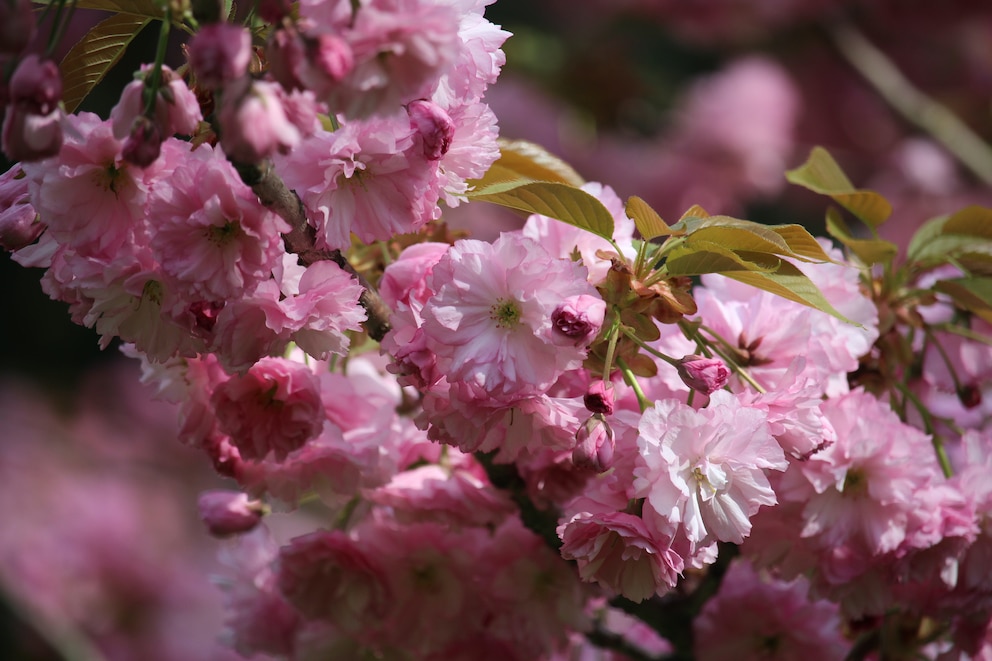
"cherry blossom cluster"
4,0,992,659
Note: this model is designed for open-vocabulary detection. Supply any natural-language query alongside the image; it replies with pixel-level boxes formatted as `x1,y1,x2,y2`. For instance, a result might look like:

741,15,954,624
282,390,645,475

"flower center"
490,298,522,329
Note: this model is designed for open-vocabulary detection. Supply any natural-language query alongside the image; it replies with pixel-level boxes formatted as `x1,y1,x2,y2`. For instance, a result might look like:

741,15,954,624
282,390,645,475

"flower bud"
311,33,353,84
675,355,729,395
2,105,63,162
9,55,62,115
583,380,615,415
573,414,615,472
551,294,606,346
407,99,455,160
0,166,42,251
197,489,266,537
0,0,35,57
188,23,252,90
218,80,301,163
122,116,163,167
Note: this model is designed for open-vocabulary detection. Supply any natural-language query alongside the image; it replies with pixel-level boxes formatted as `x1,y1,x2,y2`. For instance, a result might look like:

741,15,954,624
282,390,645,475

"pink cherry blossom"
558,511,684,602
148,143,289,302
421,232,599,400
694,559,846,661
633,390,787,550
211,357,324,461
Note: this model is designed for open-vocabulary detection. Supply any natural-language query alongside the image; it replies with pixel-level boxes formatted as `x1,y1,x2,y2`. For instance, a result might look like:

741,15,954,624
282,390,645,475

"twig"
827,21,992,187
232,160,393,341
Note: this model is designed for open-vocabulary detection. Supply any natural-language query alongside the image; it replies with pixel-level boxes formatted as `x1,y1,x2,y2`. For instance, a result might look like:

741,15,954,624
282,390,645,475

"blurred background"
2,0,992,658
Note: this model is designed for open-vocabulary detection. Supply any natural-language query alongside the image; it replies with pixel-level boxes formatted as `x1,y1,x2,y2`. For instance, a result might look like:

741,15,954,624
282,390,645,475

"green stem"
333,496,362,530
143,11,173,117
601,314,622,383
617,356,651,412
933,323,992,347
923,328,966,395
620,326,678,367
46,0,79,59
892,381,953,478
689,324,767,394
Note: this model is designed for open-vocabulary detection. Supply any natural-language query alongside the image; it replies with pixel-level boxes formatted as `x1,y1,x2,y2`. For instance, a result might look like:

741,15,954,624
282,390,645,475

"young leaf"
663,241,780,277
61,13,153,113
944,205,992,239
721,261,856,324
468,180,615,241
786,146,892,228
625,195,672,240
907,208,992,271
826,208,897,266
934,278,992,323
492,139,586,186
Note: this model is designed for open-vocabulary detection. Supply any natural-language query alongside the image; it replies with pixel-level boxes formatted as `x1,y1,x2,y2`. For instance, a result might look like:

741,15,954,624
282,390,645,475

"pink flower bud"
311,33,353,84
9,55,62,115
122,116,163,167
218,80,301,163
0,0,36,56
407,99,455,160
573,414,615,472
551,294,606,346
675,355,729,395
197,489,266,537
583,380,615,415
188,23,252,90
0,166,42,251
1,105,63,162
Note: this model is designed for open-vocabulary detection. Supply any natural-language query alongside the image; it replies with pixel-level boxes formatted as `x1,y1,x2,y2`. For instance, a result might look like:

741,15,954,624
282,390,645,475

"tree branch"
233,160,393,341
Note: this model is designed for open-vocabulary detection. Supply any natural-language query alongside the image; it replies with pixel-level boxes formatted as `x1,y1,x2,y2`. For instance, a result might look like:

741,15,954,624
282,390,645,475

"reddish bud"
675,355,729,395
198,489,266,536
584,380,615,415
122,116,163,167
9,55,62,115
959,384,982,409
0,167,42,251
573,414,615,473
2,105,62,162
551,294,606,346
188,23,252,90
407,99,455,160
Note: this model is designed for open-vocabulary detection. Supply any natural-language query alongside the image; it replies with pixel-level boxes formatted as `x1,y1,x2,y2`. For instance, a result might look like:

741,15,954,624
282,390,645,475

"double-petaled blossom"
633,390,787,553
421,232,600,402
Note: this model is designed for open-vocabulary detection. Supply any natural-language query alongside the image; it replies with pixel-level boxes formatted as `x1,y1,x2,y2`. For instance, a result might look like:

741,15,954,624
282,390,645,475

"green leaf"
671,215,831,263
944,205,992,239
907,207,992,271
625,195,671,240
468,180,615,241
934,278,992,323
664,241,780,277
470,139,585,190
826,207,897,266
61,13,153,113
720,261,856,324
785,146,892,228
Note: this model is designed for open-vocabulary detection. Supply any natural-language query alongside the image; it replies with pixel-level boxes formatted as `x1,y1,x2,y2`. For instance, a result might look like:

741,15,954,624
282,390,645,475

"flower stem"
617,356,651,412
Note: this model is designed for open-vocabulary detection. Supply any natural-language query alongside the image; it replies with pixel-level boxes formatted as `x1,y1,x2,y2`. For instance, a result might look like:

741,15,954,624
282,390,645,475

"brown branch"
232,160,393,341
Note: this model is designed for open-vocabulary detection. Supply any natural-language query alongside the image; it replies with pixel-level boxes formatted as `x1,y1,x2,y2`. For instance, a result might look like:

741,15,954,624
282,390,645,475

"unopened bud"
407,99,455,160
675,355,729,395
551,294,606,346
9,55,62,115
0,167,42,251
584,380,615,415
311,33,353,84
197,489,266,537
2,105,63,162
188,23,252,90
122,116,163,167
573,414,615,473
